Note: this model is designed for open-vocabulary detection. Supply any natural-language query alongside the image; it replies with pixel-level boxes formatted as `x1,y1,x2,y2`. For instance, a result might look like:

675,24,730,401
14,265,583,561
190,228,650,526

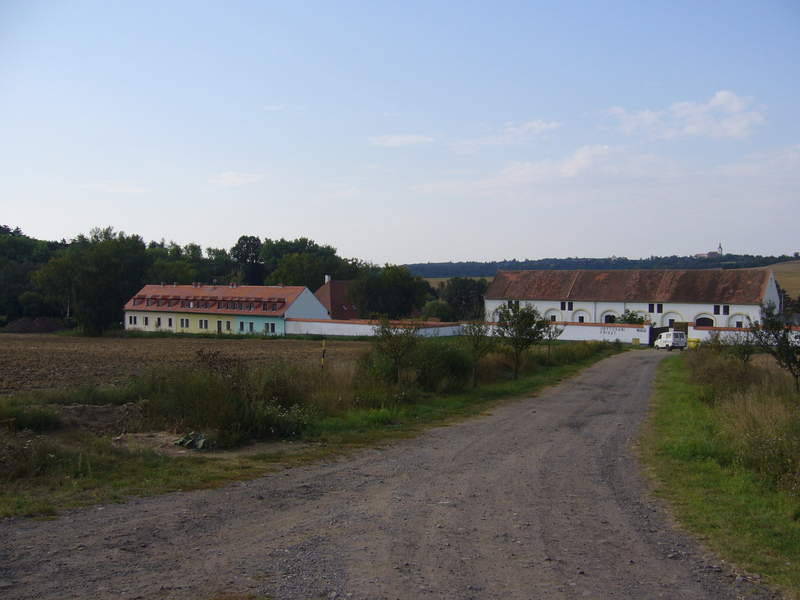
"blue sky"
1,1,798,265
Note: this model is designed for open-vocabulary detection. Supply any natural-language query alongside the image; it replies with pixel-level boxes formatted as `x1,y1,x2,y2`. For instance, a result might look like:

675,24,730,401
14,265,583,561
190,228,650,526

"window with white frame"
180,318,189,328
128,315,137,325
143,316,149,326
198,319,209,329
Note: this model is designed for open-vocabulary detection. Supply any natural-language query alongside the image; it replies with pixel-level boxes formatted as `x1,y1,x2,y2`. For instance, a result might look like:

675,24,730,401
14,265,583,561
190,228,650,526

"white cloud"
607,91,765,140
369,134,434,147
209,172,264,187
713,144,800,179
415,145,680,198
85,180,149,194
452,119,561,153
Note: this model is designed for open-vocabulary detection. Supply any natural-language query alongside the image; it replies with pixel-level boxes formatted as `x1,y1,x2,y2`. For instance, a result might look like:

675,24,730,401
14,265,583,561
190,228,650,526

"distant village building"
313,277,359,320
484,268,779,328
124,283,330,335
694,242,724,259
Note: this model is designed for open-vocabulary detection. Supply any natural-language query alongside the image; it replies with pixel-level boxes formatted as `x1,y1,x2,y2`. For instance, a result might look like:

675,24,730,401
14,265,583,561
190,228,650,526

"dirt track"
0,350,781,599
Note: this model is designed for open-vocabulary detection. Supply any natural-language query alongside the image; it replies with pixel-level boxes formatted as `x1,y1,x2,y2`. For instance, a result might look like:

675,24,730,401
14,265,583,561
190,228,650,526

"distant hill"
404,254,798,279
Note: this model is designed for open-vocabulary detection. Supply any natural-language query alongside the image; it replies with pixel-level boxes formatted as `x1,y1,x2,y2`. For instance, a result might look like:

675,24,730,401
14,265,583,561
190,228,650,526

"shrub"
0,401,60,432
411,340,471,393
0,430,62,482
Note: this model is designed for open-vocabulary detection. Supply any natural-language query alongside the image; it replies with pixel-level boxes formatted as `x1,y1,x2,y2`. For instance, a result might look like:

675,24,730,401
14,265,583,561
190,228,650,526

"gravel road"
0,350,782,599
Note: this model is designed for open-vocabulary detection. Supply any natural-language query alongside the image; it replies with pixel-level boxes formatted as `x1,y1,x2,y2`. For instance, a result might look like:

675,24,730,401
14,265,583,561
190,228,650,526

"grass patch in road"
0,347,616,518
638,355,800,598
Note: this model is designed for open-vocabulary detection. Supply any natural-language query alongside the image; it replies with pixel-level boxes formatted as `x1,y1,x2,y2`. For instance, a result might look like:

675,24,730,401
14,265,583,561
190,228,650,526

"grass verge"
1,347,616,518
638,355,800,598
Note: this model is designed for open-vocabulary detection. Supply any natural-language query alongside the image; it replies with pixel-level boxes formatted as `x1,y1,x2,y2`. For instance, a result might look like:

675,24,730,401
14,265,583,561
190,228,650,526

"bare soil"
0,334,369,395
0,350,783,600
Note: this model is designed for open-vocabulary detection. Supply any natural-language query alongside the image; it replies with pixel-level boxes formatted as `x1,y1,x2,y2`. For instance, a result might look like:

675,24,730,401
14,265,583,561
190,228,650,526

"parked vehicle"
653,330,687,351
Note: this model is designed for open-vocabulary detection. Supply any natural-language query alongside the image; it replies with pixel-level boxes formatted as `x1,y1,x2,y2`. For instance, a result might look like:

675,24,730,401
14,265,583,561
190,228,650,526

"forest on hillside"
1,224,797,335
404,253,799,278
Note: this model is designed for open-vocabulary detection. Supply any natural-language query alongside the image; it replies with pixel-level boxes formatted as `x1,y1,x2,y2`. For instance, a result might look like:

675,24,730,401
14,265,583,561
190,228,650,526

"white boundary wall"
285,318,462,337
284,318,791,345
484,321,649,344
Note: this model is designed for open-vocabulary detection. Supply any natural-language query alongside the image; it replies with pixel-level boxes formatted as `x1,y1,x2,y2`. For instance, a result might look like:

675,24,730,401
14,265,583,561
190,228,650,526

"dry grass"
769,259,800,299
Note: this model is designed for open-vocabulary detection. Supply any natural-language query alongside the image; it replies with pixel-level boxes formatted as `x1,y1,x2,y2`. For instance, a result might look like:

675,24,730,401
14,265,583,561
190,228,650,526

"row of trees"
406,253,800,279
1,226,491,334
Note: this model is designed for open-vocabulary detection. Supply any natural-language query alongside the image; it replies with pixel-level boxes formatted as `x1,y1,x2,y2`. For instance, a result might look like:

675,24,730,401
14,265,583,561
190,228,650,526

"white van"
654,331,687,351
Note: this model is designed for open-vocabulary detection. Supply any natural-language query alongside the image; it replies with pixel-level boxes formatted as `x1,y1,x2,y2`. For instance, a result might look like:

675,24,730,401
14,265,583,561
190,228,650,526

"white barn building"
484,269,780,328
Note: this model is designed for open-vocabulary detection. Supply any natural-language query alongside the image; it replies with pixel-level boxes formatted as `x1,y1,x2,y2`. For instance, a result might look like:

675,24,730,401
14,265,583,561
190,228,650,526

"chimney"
173,282,178,287
324,275,331,284
160,282,165,287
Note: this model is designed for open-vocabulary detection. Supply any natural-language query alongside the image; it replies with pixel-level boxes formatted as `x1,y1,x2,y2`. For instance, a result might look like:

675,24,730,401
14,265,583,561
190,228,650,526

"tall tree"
267,252,359,291
230,235,265,285
31,253,78,318
260,237,338,273
438,277,490,320
348,264,428,319
0,227,61,323
73,229,151,335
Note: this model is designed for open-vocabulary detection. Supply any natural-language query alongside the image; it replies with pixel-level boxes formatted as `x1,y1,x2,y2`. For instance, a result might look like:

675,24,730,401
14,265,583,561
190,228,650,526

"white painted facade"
285,319,463,338
283,288,334,321
485,270,780,329
485,298,767,328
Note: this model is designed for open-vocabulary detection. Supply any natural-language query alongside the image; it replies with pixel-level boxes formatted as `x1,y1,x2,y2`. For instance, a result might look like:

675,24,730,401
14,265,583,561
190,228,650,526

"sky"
1,1,798,265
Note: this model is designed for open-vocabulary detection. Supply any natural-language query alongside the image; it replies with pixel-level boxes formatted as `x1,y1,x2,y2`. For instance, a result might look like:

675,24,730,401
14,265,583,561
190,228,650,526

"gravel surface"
0,350,783,599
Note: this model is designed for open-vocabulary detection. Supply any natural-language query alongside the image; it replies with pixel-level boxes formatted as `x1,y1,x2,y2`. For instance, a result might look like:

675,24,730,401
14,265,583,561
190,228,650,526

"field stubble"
0,334,370,395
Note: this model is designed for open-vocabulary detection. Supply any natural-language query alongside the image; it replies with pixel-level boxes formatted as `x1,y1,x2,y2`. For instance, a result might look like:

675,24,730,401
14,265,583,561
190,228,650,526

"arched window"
604,314,616,323
695,317,714,327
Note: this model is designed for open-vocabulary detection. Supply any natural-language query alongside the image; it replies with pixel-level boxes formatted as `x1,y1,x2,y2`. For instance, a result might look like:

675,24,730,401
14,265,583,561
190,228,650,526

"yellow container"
687,338,699,349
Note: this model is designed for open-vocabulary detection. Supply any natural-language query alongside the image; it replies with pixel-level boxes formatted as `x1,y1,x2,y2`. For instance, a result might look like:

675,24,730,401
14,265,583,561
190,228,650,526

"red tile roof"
314,280,359,320
124,283,307,317
485,269,772,305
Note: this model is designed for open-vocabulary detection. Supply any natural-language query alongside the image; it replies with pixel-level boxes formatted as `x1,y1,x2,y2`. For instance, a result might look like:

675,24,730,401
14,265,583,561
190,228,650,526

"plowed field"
0,334,370,395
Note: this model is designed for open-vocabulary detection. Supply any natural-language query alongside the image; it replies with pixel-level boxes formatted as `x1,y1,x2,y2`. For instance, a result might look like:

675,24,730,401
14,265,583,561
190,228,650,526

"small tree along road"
0,351,780,600
750,303,800,391
493,303,550,379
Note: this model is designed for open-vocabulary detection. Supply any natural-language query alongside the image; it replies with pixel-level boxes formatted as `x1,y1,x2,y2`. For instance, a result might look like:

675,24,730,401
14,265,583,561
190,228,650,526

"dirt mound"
2,317,66,334
56,402,144,436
